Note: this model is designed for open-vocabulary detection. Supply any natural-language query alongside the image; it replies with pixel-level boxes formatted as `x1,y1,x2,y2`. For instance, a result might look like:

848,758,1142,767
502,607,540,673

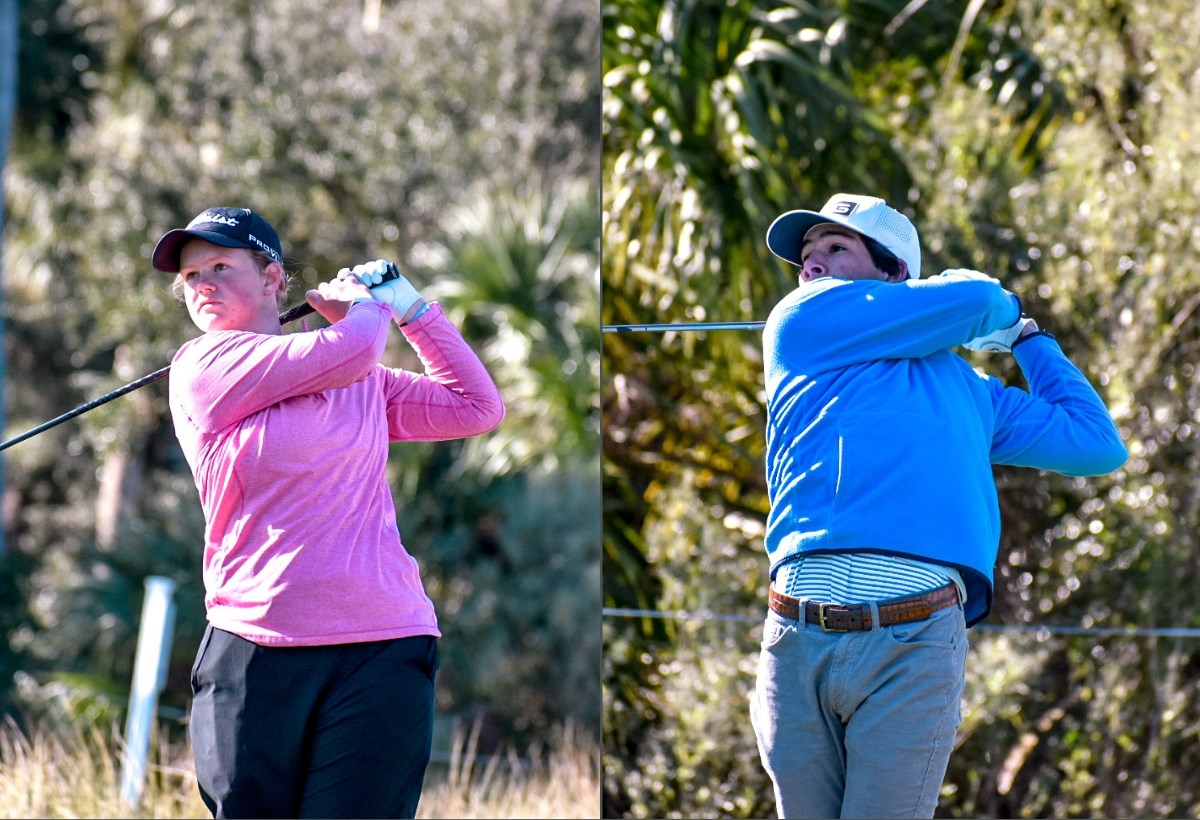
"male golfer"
751,193,1127,818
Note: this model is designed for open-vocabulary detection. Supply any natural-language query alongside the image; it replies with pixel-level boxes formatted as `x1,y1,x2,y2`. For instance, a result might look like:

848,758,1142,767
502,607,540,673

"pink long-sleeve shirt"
168,301,505,646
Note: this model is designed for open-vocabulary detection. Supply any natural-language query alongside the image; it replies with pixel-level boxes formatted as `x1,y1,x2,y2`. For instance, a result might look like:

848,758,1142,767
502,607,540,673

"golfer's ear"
891,260,909,282
263,261,285,293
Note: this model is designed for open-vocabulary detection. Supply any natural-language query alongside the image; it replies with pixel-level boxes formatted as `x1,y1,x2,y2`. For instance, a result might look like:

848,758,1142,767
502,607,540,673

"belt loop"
867,601,881,631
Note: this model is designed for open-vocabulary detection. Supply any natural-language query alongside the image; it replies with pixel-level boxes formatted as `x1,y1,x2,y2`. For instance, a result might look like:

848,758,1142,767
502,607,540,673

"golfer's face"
179,241,279,333
799,226,889,283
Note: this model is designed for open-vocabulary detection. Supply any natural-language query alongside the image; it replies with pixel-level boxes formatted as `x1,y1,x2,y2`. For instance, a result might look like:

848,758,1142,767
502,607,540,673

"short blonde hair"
171,250,291,309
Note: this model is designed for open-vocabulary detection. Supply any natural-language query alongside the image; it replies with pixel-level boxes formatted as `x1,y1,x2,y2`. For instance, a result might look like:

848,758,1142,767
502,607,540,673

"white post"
120,576,178,808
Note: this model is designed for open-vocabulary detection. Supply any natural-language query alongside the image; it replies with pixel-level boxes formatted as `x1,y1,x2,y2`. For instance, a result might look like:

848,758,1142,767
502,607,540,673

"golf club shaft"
0,366,173,452
0,264,400,453
602,320,765,333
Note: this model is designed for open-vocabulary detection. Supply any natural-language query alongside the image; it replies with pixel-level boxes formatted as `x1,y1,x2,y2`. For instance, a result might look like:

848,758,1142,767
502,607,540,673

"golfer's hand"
306,275,373,324
964,316,1039,353
937,268,1001,284
341,259,427,325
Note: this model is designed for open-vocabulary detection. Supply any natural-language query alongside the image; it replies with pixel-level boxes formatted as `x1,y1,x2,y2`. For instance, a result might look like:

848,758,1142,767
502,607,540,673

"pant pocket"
190,624,215,694
760,610,794,650
884,603,965,650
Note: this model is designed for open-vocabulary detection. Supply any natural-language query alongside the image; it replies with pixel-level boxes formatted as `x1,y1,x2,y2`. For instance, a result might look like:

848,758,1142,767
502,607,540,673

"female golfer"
152,206,505,819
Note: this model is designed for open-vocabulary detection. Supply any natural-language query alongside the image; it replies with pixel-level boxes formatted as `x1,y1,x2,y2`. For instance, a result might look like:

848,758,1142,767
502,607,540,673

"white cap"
766,194,922,279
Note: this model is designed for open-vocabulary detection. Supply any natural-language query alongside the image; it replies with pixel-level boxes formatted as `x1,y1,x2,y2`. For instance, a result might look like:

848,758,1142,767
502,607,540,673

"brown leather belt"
768,582,960,632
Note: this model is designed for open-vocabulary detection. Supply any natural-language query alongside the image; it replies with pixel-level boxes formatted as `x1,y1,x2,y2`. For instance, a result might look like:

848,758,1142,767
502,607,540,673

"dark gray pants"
189,626,439,819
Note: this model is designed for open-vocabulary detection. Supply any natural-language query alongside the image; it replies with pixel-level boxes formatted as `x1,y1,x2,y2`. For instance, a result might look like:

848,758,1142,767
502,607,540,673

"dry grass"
0,717,205,818
0,716,599,819
419,719,600,819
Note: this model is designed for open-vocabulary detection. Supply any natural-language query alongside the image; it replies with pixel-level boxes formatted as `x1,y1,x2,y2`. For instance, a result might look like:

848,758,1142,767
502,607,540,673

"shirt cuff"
398,301,431,326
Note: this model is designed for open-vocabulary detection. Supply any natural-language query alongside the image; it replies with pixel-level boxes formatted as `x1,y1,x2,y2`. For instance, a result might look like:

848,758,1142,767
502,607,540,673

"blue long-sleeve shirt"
762,271,1127,626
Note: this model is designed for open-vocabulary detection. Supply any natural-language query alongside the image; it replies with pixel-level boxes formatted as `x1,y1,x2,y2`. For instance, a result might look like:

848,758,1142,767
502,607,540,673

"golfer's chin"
189,305,231,333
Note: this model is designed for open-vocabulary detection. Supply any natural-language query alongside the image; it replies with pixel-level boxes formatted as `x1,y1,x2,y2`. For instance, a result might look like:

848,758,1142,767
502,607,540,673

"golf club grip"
276,262,401,325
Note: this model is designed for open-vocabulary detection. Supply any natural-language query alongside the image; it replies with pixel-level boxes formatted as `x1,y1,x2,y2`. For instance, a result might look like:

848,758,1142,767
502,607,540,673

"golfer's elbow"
1076,433,1128,476
456,387,505,437
1096,437,1129,475
477,392,506,435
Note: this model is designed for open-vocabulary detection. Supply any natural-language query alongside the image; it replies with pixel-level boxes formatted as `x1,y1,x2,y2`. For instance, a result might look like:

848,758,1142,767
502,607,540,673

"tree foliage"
603,0,1200,817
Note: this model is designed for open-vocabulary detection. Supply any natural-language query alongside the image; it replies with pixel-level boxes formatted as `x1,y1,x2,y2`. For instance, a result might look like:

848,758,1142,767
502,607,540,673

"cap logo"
829,200,859,217
248,234,280,259
192,212,239,228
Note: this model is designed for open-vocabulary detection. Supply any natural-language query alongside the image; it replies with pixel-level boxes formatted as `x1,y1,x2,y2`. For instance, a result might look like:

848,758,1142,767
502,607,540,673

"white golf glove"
340,259,428,325
964,316,1038,353
937,268,1001,284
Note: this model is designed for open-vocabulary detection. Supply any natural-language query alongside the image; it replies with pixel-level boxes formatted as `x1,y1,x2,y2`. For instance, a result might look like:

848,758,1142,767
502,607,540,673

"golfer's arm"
175,304,391,433
382,304,505,441
778,278,1019,368
991,336,1127,475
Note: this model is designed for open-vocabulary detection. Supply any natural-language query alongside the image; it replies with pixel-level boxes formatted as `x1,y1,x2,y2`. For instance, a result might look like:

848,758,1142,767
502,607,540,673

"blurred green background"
603,0,1200,817
1,0,599,765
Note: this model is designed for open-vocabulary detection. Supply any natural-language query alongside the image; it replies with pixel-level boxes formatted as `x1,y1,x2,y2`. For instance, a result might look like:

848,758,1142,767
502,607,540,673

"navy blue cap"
152,207,283,272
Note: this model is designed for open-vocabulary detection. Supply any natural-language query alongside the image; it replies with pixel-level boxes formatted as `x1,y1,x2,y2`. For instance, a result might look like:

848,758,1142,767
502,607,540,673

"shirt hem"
207,620,441,647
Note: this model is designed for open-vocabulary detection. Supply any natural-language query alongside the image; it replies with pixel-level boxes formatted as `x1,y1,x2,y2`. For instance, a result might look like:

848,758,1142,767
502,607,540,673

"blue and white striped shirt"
773,553,966,604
